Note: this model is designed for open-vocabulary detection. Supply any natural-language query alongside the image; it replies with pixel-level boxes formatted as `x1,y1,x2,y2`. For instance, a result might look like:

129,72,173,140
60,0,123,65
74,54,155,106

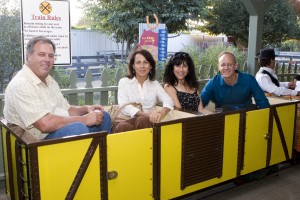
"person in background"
116,49,174,133
163,52,202,113
4,36,111,140
200,51,270,111
255,48,300,96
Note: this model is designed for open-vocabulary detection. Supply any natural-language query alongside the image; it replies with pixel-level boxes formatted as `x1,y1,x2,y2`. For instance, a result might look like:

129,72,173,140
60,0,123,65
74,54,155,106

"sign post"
21,0,71,65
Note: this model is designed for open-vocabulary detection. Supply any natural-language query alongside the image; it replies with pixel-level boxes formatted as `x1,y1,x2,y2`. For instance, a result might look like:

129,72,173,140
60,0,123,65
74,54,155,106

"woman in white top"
115,49,173,133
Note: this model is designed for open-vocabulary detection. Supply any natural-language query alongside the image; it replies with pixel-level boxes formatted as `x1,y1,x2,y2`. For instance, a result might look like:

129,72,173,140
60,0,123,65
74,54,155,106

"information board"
21,0,71,65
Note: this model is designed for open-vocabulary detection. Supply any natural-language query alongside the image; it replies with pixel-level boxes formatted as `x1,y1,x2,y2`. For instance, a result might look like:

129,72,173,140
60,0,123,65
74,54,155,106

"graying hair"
26,36,56,61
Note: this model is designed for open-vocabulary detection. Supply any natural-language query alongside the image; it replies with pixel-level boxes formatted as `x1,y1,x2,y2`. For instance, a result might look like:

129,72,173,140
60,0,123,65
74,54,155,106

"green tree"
0,0,22,92
81,0,205,54
199,44,247,74
200,0,300,47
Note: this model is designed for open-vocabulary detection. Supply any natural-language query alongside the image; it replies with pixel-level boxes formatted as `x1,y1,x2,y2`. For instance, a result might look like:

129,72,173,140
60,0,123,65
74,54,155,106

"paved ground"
0,163,299,200
180,162,300,200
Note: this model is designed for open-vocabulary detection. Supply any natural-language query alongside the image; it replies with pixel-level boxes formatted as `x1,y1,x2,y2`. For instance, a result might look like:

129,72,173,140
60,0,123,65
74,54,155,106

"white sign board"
21,0,71,65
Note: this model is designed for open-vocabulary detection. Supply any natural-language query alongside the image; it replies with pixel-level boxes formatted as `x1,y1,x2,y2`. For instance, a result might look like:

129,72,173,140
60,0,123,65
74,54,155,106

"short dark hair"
127,49,156,81
258,59,272,67
26,36,56,61
294,74,300,81
163,52,198,90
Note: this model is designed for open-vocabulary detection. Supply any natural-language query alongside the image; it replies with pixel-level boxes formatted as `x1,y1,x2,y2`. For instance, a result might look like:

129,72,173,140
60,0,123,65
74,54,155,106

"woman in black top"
163,52,201,113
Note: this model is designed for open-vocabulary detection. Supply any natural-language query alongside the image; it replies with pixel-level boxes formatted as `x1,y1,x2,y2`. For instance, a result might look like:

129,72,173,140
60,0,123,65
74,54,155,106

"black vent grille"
181,114,225,189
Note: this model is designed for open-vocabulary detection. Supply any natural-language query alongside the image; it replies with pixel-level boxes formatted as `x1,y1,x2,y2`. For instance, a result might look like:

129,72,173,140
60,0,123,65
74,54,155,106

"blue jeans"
44,111,112,140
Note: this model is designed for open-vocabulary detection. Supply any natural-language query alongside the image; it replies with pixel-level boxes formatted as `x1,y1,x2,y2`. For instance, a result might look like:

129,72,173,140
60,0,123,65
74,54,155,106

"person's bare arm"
135,107,170,123
68,105,104,116
164,84,182,110
148,107,170,123
198,100,213,114
33,111,103,133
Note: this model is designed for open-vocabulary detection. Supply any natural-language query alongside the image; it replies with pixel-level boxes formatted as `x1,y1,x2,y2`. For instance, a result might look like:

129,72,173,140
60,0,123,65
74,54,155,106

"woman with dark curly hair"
163,52,201,112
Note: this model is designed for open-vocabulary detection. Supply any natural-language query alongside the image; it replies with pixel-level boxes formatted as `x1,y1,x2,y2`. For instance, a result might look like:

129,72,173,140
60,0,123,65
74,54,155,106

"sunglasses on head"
171,52,189,61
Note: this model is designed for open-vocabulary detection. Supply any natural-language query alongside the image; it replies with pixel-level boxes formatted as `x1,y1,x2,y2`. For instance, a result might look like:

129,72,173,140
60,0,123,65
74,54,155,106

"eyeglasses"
220,63,235,68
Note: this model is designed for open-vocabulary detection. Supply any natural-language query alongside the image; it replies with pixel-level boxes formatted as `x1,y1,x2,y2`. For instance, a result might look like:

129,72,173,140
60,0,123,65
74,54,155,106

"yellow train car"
0,97,298,200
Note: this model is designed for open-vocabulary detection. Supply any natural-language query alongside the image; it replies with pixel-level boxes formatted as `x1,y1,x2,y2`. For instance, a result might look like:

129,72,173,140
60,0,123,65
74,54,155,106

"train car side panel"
222,113,240,179
107,129,153,200
160,123,182,199
1,126,12,199
38,138,102,200
241,109,269,175
9,134,18,200
160,113,240,199
270,105,295,165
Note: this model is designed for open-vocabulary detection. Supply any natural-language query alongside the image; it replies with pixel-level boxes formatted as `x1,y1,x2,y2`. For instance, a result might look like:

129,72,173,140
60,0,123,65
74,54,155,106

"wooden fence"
0,61,298,116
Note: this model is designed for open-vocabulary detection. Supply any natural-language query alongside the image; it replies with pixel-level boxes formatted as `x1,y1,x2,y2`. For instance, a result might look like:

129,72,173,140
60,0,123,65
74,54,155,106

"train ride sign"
21,0,71,65
139,14,168,68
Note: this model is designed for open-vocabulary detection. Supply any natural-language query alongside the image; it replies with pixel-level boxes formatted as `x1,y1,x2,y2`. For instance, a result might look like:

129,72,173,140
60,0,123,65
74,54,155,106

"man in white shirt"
4,36,111,140
255,48,300,96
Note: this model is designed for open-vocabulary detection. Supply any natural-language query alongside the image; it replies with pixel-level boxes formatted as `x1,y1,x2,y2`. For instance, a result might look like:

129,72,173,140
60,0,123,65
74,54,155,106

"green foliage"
200,0,300,47
0,2,22,92
54,68,71,89
280,39,300,51
81,0,205,52
199,44,247,77
108,62,127,86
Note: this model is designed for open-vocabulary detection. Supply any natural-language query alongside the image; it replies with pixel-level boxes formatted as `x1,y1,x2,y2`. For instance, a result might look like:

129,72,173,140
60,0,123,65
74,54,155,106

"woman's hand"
149,107,170,123
149,111,162,123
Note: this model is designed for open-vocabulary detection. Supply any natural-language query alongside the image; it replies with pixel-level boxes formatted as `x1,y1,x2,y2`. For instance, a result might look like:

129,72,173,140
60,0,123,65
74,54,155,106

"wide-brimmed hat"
256,48,277,59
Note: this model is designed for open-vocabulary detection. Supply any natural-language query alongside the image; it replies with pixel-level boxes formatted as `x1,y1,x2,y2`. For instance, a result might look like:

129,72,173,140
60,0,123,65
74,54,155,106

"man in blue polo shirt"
200,51,270,111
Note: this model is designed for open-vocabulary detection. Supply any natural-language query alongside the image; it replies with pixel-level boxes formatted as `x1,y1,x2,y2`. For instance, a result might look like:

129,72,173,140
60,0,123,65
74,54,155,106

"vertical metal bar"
28,147,40,200
236,111,246,176
99,136,108,200
266,107,274,167
65,137,102,200
5,131,15,200
273,107,290,160
152,126,161,200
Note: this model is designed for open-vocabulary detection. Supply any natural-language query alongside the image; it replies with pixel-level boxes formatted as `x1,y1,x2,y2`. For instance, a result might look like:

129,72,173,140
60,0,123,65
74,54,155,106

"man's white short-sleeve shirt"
4,64,70,139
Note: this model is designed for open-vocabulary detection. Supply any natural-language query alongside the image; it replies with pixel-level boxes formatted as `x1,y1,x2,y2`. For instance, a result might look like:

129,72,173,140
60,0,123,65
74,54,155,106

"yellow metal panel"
241,109,269,175
160,123,182,199
10,134,18,200
1,126,11,199
160,114,240,199
38,138,101,200
270,105,295,165
222,114,240,180
74,148,101,200
1,127,21,200
107,129,153,200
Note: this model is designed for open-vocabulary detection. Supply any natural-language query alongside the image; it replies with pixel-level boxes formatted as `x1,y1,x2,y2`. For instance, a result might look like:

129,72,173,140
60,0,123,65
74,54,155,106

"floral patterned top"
174,86,200,112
